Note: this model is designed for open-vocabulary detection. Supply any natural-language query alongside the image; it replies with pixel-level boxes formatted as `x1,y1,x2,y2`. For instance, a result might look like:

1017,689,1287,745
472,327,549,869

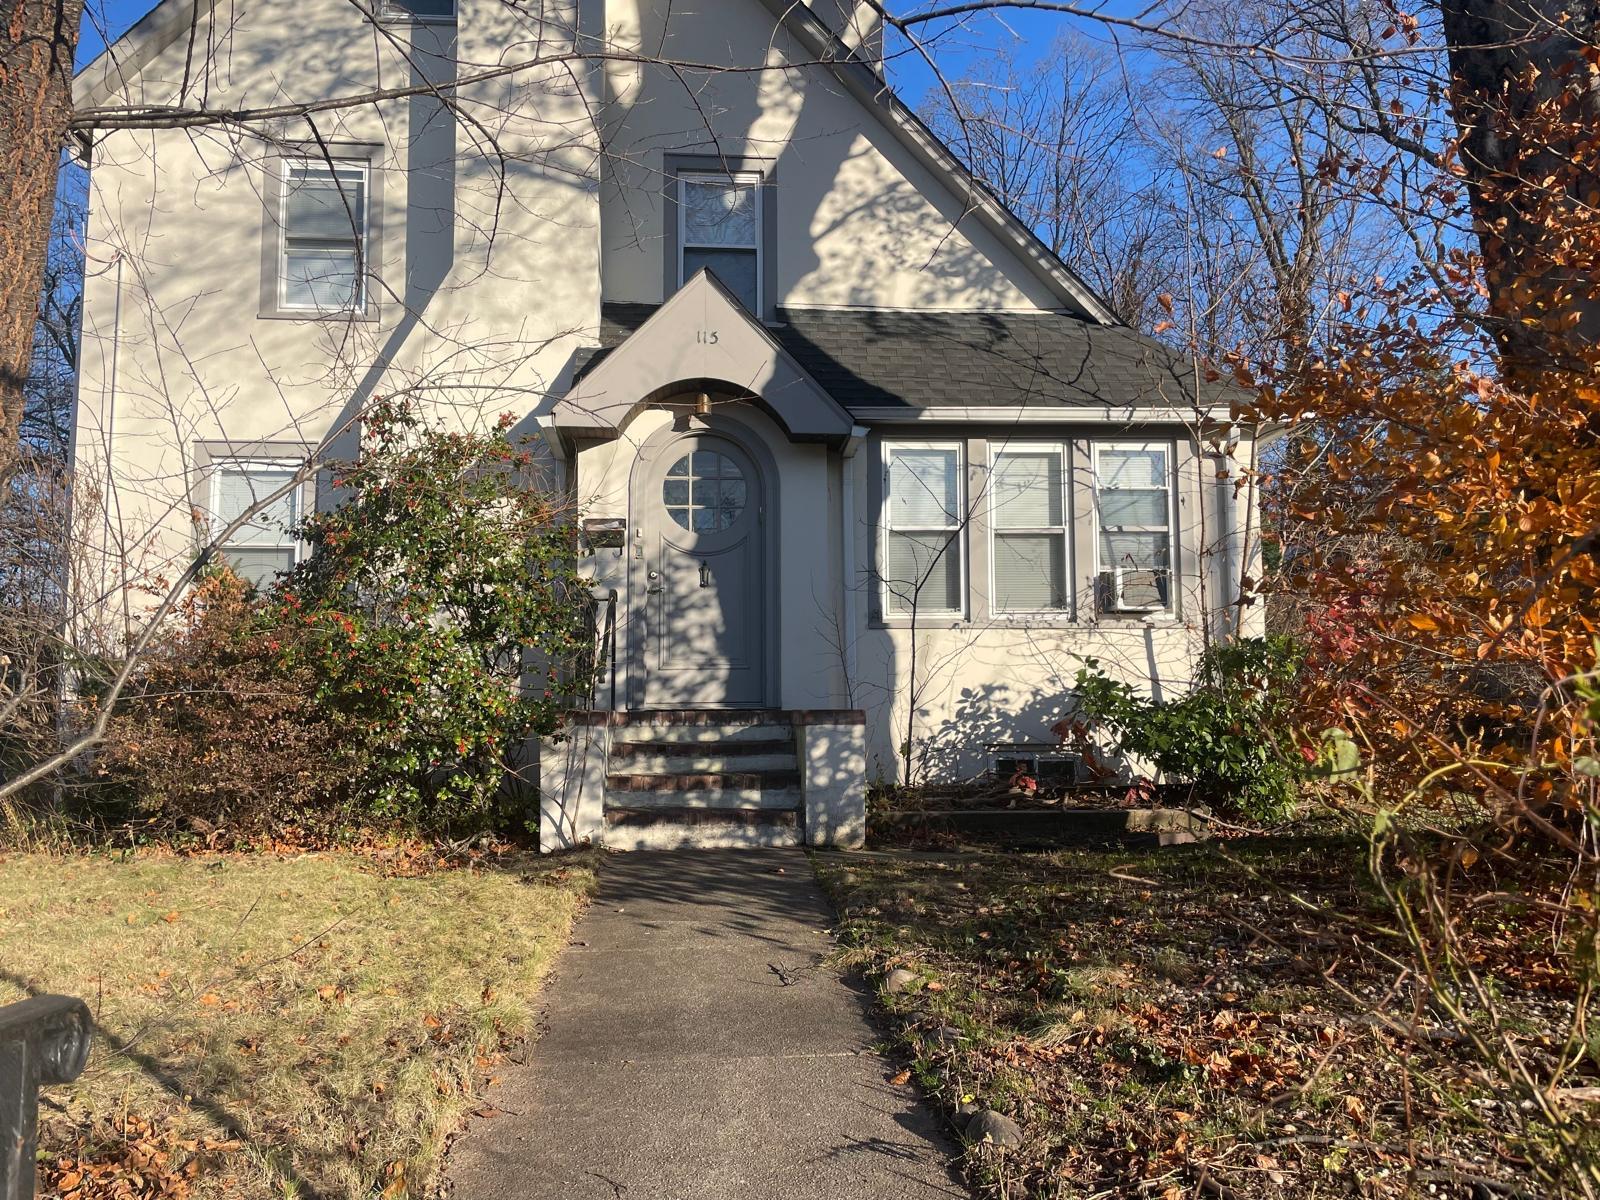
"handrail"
593,587,618,712
1,995,92,1200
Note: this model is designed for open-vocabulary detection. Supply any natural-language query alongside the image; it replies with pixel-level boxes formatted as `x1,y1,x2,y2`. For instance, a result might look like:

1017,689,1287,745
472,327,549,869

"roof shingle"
577,302,1230,416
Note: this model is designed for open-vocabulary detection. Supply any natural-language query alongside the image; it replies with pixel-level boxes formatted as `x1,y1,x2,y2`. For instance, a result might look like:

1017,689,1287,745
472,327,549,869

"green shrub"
1070,636,1306,821
270,398,592,829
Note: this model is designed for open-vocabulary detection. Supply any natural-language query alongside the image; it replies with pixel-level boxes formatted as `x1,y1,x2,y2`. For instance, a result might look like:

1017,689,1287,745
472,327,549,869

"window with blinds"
989,446,1068,612
279,160,368,312
882,444,963,616
679,172,761,314
1094,443,1173,613
213,462,303,590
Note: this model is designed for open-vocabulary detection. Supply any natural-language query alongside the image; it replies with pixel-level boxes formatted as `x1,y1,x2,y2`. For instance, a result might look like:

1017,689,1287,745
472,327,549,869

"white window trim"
986,440,1071,617
880,439,967,620
209,458,308,573
677,170,763,314
277,158,370,314
1092,440,1177,616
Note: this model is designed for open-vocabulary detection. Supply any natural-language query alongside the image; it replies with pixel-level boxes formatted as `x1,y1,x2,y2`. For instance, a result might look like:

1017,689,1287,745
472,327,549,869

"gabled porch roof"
550,271,856,445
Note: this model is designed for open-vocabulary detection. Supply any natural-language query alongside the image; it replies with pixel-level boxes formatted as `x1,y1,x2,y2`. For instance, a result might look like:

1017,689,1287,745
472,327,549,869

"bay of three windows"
882,441,1175,619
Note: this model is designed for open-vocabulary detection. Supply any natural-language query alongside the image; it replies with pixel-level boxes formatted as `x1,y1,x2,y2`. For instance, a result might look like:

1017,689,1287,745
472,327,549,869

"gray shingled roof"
572,302,1230,416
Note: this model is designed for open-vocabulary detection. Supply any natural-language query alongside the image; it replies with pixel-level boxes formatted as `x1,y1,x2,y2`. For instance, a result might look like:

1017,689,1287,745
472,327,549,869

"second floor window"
213,461,304,589
280,160,368,313
680,172,761,314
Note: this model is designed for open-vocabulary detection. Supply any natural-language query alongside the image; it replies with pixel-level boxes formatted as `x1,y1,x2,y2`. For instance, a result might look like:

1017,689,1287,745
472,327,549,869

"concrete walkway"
444,850,966,1199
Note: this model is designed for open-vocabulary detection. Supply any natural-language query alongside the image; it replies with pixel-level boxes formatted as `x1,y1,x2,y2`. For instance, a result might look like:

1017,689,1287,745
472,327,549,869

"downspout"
1211,443,1237,641
839,425,868,700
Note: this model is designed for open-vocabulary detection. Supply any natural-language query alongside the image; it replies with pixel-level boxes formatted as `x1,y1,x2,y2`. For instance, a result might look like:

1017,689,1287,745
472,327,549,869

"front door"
636,433,766,708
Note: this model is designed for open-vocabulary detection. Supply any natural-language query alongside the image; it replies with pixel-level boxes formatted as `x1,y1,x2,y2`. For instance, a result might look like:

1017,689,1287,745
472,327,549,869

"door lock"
646,569,662,594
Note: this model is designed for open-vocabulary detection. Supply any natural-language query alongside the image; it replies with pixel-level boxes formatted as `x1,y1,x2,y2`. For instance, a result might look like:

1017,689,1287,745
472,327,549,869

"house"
71,0,1262,851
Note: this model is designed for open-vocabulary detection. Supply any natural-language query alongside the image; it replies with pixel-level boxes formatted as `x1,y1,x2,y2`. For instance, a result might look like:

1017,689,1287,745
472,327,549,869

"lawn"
816,840,1580,1200
0,847,596,1199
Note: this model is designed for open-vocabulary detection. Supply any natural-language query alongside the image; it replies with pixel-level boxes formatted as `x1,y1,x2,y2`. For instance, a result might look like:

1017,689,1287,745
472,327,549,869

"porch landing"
441,850,965,1199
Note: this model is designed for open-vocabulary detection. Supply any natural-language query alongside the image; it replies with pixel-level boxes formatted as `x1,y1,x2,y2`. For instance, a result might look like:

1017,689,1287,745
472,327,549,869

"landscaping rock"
930,1024,964,1047
965,1109,1023,1148
884,968,918,995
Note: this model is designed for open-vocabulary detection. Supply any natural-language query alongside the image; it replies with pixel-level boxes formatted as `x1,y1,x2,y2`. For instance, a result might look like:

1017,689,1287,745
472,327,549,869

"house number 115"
695,329,719,344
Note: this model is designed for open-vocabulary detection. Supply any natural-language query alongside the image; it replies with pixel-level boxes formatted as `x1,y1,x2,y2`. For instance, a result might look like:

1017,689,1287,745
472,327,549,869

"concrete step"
602,805,801,851
604,786,802,811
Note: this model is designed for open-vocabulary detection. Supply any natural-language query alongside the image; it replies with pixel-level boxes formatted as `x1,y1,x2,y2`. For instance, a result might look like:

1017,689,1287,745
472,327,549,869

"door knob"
646,569,662,594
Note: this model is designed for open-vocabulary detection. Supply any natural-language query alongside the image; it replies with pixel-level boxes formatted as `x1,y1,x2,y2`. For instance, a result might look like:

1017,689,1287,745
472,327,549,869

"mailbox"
581,516,627,551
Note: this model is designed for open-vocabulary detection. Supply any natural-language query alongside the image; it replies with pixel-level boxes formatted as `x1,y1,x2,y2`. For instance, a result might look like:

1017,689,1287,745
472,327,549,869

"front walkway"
444,850,965,1199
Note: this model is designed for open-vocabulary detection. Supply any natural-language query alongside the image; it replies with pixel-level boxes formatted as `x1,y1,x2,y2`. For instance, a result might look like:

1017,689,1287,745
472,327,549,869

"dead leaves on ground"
43,1115,241,1200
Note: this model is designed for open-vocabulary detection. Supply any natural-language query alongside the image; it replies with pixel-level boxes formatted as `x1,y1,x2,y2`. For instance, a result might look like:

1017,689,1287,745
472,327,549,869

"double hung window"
882,444,964,616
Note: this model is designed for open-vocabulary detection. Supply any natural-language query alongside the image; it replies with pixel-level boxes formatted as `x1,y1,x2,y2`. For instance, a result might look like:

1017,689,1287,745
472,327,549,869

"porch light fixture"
694,392,712,416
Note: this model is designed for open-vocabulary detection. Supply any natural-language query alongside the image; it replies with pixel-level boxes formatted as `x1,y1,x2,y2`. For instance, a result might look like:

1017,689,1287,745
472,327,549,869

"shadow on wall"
603,0,1046,315
322,21,459,493
916,683,1077,784
856,620,1205,787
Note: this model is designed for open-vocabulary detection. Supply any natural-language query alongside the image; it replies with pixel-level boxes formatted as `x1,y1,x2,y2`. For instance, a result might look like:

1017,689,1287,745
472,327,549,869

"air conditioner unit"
1098,567,1169,614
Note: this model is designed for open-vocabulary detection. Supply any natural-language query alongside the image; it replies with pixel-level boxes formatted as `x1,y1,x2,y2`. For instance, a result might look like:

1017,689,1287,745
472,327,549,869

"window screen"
883,446,962,615
991,447,1068,612
1095,444,1173,611
280,161,368,312
214,463,302,589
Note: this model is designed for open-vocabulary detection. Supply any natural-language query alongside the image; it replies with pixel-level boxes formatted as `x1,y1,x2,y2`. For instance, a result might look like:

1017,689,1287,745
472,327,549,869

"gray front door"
637,433,766,708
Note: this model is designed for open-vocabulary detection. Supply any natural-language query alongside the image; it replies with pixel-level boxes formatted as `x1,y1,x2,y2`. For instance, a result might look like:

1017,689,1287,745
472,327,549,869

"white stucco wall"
74,0,598,626
596,0,1067,312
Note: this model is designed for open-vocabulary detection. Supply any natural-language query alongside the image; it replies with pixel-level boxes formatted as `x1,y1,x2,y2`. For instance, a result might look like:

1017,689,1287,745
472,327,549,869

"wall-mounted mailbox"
581,517,627,551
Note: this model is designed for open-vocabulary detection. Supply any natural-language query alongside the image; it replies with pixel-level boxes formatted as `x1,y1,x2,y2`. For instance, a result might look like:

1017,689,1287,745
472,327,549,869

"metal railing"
1,995,92,1200
587,587,618,712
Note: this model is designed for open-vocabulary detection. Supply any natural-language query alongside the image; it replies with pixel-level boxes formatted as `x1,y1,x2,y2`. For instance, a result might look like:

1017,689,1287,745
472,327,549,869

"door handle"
646,569,662,595
699,561,711,588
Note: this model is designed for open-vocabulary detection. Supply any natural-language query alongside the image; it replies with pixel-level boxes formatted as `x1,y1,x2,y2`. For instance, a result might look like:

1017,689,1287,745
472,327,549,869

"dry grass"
0,848,597,1198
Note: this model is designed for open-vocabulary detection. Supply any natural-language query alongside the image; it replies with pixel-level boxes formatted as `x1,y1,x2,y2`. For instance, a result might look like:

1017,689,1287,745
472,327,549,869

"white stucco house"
71,0,1260,851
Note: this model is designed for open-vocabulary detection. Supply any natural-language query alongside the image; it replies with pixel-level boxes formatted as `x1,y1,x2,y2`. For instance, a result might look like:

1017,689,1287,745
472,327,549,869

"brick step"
608,751,797,774
610,723,795,746
611,737,795,757
606,770,802,792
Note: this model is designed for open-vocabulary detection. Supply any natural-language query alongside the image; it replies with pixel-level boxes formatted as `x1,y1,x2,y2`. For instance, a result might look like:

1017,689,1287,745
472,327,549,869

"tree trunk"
1439,0,1600,377
0,0,84,487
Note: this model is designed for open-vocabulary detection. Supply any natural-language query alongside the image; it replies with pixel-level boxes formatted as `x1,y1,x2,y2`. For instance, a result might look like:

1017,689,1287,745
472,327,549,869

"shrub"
270,397,593,830
101,570,356,839
1067,635,1306,821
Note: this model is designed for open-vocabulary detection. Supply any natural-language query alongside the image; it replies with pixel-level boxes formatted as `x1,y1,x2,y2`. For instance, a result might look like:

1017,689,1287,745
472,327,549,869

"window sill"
258,306,379,324
867,615,1187,632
